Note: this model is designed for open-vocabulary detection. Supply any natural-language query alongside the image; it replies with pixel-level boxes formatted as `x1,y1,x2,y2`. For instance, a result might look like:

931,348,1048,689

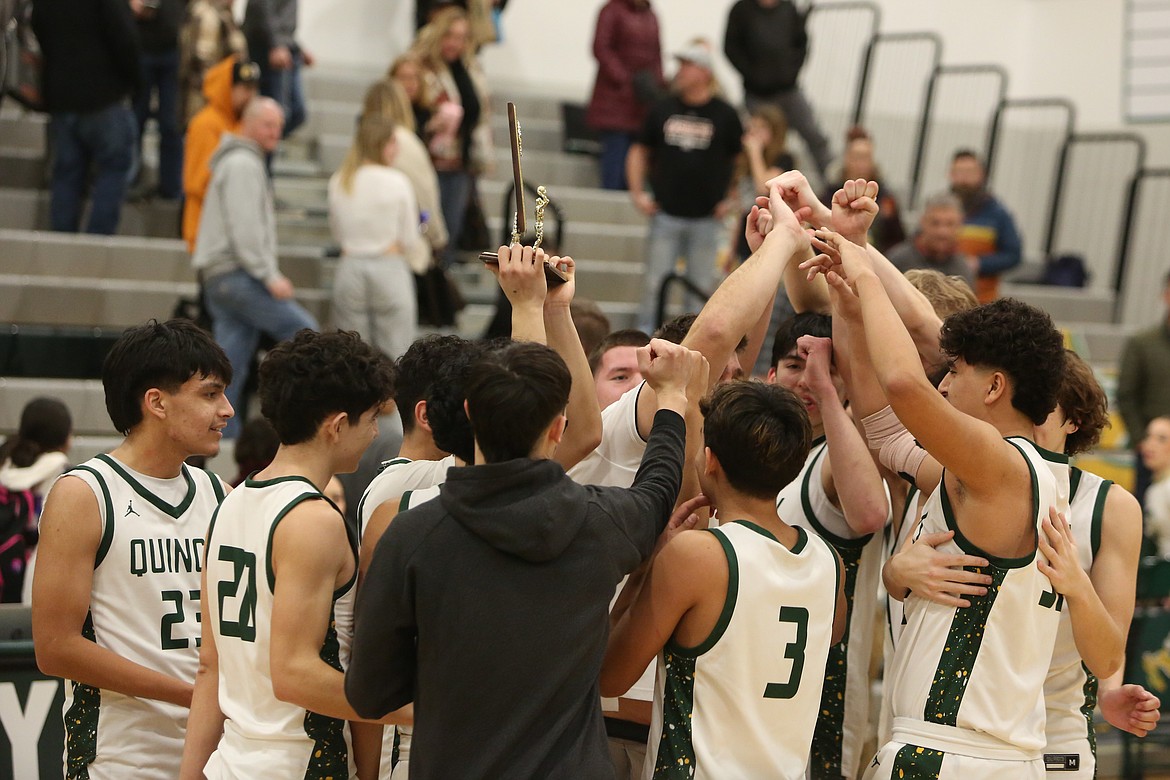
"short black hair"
770,312,832,369
589,329,651,374
700,381,812,500
952,148,983,167
258,330,395,445
425,339,488,463
102,319,232,435
393,335,469,434
465,342,572,463
655,314,748,352
938,298,1065,426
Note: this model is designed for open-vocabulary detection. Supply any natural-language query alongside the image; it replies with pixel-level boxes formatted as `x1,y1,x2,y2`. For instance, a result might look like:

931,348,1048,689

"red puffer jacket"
584,0,664,133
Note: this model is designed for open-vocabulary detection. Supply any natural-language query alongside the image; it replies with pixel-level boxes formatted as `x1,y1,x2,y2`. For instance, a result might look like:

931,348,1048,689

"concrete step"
483,214,645,266
485,146,599,189
0,113,47,153
0,148,47,189
0,187,181,238
303,68,383,105
0,377,114,436
1059,321,1136,366
1000,282,1117,325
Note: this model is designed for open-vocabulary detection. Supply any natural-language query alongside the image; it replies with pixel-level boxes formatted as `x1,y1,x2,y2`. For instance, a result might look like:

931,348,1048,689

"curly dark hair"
938,298,1065,426
393,335,470,434
258,330,395,445
700,380,812,500
425,339,488,463
1057,349,1109,456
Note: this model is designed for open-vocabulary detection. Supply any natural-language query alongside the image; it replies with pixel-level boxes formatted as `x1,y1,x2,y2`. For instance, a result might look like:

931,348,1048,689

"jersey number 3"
763,606,808,700
217,546,258,642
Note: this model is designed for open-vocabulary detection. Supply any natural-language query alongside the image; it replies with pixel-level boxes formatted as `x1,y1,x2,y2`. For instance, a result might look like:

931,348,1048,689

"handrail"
654,272,710,332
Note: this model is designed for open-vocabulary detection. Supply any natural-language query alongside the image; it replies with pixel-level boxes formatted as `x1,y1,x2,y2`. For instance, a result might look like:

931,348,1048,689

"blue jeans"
134,49,183,198
638,212,721,333
437,169,472,267
261,50,306,138
203,269,319,436
598,131,632,190
48,102,137,234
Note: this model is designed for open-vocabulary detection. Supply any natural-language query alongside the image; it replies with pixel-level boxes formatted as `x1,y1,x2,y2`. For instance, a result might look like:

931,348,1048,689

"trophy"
479,102,568,286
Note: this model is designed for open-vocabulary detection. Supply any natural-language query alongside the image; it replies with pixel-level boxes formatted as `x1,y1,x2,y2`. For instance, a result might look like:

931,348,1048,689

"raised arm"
33,477,194,706
798,335,888,535
490,243,547,344
542,255,604,470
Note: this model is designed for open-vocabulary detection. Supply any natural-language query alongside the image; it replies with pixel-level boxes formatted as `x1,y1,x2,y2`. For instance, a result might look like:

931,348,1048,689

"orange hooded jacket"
182,55,244,251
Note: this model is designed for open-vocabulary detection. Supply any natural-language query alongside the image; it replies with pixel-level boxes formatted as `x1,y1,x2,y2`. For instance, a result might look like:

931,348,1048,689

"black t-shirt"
640,95,743,218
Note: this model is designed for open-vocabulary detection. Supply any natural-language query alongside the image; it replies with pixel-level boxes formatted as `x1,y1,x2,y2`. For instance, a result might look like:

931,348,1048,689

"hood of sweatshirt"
208,132,262,169
0,451,69,492
440,458,589,563
202,55,238,118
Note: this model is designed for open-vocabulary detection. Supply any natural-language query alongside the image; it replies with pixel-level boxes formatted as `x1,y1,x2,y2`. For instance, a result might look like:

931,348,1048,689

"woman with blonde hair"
361,78,450,273
412,5,492,266
388,53,434,138
328,113,421,359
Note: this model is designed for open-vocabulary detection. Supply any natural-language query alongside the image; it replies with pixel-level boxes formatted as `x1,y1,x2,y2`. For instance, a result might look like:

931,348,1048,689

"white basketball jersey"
642,522,840,780
567,381,646,489
203,475,357,779
1044,467,1110,776
878,484,923,748
61,454,224,779
774,439,886,779
358,456,455,535
376,486,439,780
886,437,1069,762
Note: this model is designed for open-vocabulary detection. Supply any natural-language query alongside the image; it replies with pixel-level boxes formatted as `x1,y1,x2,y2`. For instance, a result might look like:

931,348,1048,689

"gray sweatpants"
331,254,417,359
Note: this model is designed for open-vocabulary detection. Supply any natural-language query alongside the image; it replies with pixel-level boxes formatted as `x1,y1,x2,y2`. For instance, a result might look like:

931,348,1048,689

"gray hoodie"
191,134,280,284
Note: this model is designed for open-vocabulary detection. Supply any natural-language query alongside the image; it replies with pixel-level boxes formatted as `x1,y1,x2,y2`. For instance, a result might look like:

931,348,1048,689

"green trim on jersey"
923,565,1009,725
1080,661,1099,761
808,537,864,777
800,443,872,549
1069,467,1084,503
399,491,414,512
205,505,224,548
302,603,350,778
204,469,226,503
652,650,699,779
667,528,739,658
730,521,809,554
939,447,1038,570
890,742,945,777
94,454,197,518
244,474,319,490
65,613,100,779
1090,479,1111,559
263,494,325,593
380,458,412,470
70,466,116,568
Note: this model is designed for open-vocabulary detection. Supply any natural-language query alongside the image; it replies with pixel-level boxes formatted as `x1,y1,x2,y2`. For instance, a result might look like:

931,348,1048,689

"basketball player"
602,380,846,778
179,330,406,778
33,320,234,779
806,229,1068,779
767,319,889,779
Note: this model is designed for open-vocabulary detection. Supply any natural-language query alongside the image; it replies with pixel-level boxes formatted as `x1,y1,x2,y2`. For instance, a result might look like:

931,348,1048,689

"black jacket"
31,0,140,112
347,410,686,779
723,0,809,96
135,0,182,54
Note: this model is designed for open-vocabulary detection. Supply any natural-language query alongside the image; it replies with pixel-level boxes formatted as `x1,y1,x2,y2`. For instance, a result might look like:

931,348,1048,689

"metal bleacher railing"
794,1,1168,331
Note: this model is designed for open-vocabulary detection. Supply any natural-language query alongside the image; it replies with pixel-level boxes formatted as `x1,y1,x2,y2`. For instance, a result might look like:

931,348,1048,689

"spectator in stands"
416,0,498,49
1117,271,1170,505
192,97,318,435
259,0,312,137
361,77,450,270
590,329,650,410
130,0,184,201
413,6,492,266
949,148,1022,302
32,0,140,235
1140,416,1170,556
182,56,260,250
628,41,742,334
584,0,664,191
0,397,72,605
886,192,976,286
230,415,279,485
723,0,831,182
328,113,422,360
178,0,248,125
820,126,905,253
389,54,435,143
732,103,794,262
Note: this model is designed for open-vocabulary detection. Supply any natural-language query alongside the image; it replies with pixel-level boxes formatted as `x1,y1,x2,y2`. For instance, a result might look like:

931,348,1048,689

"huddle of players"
31,172,1161,780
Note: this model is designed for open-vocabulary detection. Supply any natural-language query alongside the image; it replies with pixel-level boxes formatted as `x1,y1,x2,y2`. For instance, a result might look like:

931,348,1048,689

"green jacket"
1117,321,1170,444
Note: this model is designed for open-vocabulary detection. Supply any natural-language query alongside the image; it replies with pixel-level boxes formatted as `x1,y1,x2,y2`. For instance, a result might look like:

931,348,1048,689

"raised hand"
638,339,704,402
543,253,576,308
768,170,831,229
796,335,838,404
830,178,880,245
805,228,875,284
490,243,547,309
